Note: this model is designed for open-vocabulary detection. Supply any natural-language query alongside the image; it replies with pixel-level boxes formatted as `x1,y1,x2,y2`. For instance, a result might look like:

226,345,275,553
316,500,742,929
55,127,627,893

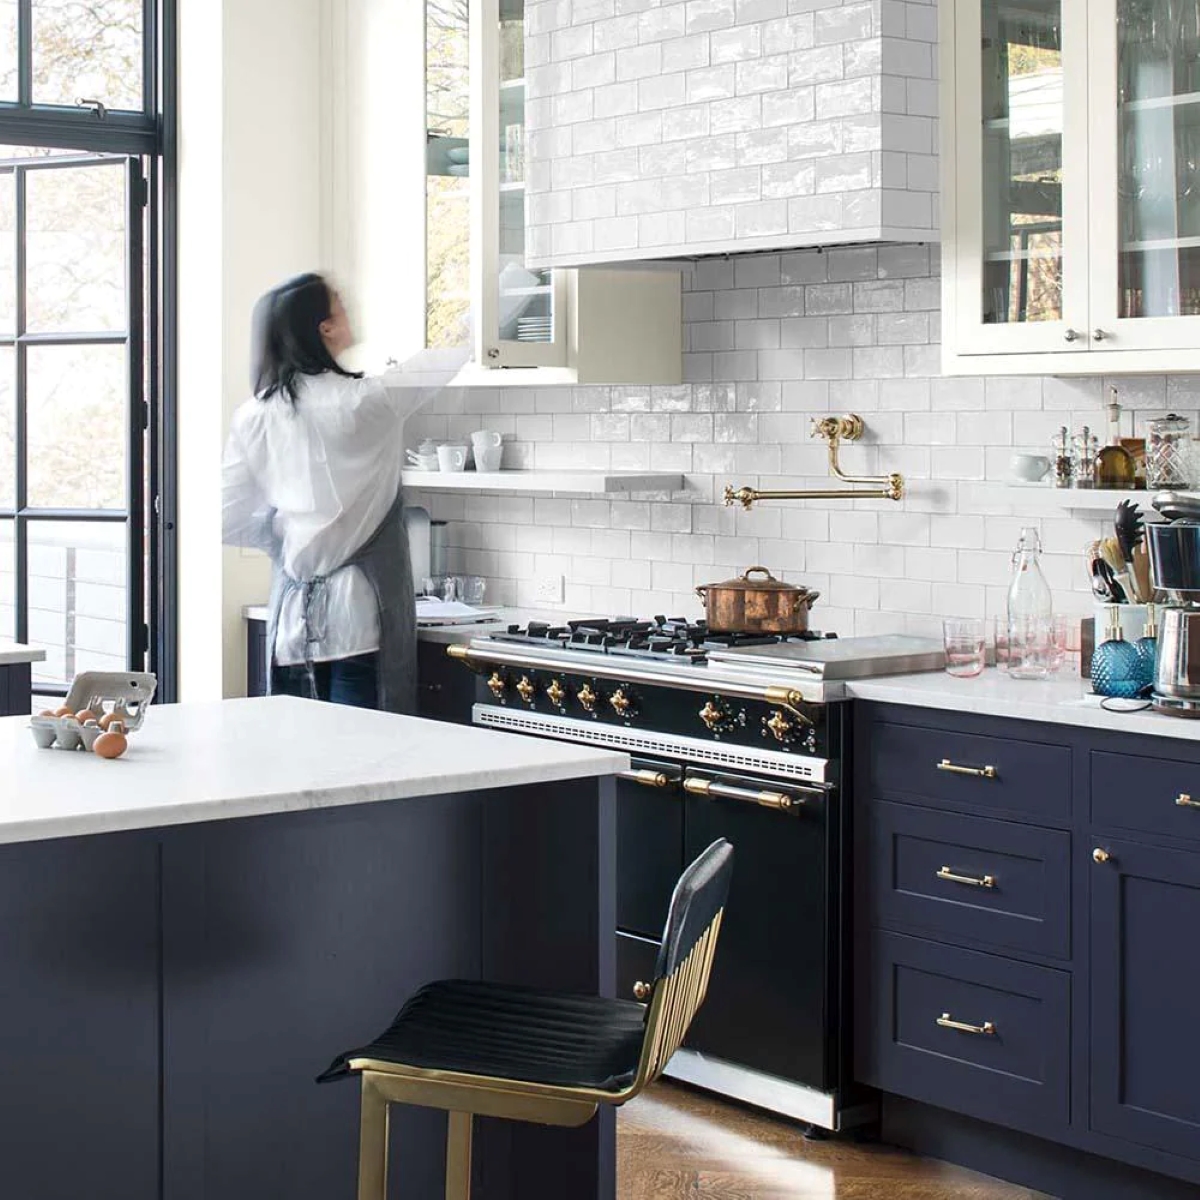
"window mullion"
13,163,25,643
17,0,31,109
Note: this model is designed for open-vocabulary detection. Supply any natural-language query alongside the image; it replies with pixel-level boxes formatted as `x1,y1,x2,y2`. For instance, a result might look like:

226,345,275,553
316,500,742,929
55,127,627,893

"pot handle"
741,566,778,582
695,586,709,601
794,589,821,611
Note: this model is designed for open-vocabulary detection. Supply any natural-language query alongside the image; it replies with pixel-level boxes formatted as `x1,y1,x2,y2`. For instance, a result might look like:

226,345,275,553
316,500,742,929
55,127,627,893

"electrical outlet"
535,575,564,604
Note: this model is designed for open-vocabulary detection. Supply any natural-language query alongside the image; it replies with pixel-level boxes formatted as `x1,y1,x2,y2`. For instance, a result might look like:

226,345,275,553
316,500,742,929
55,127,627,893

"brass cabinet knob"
610,688,632,717
1093,847,1112,864
633,980,652,1001
577,683,598,713
699,700,727,731
486,672,507,700
764,710,793,743
546,679,566,707
516,676,536,703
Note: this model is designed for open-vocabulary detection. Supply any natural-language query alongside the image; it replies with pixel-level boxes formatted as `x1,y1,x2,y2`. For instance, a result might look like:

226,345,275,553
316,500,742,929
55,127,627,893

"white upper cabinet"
326,0,681,385
943,0,1200,374
522,0,941,269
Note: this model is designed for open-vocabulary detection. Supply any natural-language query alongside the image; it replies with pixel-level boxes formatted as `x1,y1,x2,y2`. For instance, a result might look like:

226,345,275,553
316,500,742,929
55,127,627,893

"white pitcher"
471,430,504,472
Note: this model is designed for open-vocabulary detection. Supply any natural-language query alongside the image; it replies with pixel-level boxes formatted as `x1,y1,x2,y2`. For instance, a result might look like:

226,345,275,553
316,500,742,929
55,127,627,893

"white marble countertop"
0,642,45,666
847,668,1200,742
0,696,628,845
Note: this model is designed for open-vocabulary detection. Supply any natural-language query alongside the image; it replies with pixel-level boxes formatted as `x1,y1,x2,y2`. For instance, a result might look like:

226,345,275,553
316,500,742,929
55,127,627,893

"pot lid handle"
741,566,777,582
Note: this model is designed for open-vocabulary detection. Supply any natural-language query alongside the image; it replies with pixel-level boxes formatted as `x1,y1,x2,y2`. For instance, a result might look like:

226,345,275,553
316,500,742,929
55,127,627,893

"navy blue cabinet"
0,662,31,715
1090,836,1200,1163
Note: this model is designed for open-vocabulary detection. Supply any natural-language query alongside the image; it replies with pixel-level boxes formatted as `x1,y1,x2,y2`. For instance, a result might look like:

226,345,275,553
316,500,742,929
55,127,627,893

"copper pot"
695,567,820,634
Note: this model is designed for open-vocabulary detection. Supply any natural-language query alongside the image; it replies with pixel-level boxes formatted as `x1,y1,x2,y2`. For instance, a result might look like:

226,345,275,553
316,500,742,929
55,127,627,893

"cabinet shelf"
401,469,684,495
1122,89,1200,112
1001,484,1179,515
1121,235,1200,252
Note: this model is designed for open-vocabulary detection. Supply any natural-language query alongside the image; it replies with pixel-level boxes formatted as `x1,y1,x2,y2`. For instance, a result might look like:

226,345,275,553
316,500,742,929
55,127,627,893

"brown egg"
93,723,128,760
97,709,126,731
53,706,74,718
38,709,56,718
75,709,97,724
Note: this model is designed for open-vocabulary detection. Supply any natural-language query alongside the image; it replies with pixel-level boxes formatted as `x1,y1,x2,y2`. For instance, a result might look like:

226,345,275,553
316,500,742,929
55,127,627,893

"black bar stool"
318,838,734,1200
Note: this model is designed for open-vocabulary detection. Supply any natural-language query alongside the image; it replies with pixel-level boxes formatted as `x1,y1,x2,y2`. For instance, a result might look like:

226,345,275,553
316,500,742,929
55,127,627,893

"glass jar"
1147,412,1192,489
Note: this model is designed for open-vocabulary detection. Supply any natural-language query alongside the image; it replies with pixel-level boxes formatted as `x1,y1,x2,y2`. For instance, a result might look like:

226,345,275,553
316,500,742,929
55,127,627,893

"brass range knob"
487,672,507,700
632,980,652,1001
516,676,536,703
764,710,793,743
546,679,566,707
610,688,633,717
577,683,598,713
699,700,727,731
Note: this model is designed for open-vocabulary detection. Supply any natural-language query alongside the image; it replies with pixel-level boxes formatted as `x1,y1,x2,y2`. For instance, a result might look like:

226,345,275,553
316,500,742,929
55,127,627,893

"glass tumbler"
943,619,986,678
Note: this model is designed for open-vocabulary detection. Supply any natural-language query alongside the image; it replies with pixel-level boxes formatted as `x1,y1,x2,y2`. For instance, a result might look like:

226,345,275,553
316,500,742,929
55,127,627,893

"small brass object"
516,676,536,703
546,680,566,707
764,710,793,743
619,769,671,790
937,1013,996,1037
446,643,470,661
699,701,726,731
1093,847,1112,864
937,866,996,889
683,776,796,811
1176,793,1200,808
610,688,632,717
632,980,652,1001
487,672,507,700
577,683,598,712
937,758,997,779
762,686,813,727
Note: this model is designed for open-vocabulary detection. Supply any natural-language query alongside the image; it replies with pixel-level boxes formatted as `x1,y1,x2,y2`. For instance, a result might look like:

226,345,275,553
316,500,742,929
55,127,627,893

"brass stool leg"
445,1111,473,1200
358,1075,391,1200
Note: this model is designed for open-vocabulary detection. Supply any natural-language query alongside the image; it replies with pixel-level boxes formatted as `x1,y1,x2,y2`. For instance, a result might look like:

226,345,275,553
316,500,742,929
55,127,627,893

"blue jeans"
275,653,380,710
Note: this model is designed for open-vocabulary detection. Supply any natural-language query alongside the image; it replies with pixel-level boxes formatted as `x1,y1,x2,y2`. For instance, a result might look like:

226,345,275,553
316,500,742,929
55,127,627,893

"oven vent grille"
473,706,829,784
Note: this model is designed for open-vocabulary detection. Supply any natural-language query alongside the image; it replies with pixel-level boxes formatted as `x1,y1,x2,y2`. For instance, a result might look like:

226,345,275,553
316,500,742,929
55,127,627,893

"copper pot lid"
701,567,815,594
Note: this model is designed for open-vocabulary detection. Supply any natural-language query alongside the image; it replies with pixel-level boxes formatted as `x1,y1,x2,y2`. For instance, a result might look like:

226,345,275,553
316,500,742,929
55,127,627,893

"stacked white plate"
516,316,552,341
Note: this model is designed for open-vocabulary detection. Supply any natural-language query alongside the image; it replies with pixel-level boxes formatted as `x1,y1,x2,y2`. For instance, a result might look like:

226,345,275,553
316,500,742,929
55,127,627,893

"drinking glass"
1008,615,1056,680
993,615,1011,670
944,619,987,678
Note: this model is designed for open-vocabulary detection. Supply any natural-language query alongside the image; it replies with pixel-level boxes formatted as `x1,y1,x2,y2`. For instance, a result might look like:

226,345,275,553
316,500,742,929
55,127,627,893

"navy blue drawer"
1092,751,1200,846
856,931,1071,1139
865,801,1071,960
865,719,1071,823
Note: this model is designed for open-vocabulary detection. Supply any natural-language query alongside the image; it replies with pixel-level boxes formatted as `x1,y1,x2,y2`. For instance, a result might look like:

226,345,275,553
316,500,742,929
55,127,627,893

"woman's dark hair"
251,272,362,402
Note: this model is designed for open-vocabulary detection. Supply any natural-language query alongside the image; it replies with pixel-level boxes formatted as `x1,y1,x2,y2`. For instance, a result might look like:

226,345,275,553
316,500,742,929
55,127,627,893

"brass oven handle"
937,866,996,889
684,776,802,812
937,758,997,780
619,769,672,790
937,1012,996,1037
1176,793,1200,808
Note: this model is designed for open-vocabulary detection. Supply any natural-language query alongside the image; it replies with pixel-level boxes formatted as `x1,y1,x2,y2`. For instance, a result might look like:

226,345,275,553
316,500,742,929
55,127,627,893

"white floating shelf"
1002,484,1178,515
401,469,684,495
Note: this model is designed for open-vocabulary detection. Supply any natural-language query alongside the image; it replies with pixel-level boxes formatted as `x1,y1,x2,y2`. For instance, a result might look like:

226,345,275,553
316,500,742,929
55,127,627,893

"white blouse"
222,371,428,667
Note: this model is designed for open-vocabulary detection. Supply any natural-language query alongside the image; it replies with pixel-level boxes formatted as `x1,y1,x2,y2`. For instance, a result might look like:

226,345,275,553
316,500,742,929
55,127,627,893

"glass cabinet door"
950,0,1089,354
1089,0,1200,348
471,0,566,369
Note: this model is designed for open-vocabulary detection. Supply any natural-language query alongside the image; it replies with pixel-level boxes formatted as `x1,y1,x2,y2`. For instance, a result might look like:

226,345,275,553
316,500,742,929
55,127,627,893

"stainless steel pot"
1155,606,1200,701
1147,521,1200,602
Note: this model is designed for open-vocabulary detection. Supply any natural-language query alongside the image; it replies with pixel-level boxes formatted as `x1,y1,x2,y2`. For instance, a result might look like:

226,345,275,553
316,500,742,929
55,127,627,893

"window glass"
0,349,16,510
0,2,15,102
32,0,143,112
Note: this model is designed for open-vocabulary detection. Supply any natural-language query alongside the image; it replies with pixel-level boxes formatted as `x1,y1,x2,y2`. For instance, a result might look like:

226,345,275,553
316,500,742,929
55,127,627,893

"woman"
222,273,443,711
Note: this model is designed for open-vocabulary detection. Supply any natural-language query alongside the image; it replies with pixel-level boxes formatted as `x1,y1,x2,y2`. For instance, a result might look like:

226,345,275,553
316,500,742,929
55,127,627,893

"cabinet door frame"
469,0,568,370
1086,0,1200,352
943,0,1091,358
1090,835,1200,1161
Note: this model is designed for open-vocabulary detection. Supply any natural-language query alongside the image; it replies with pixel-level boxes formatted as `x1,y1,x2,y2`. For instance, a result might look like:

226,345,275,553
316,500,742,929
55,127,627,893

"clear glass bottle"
1007,527,1054,680
1092,606,1144,698
1096,388,1137,489
1134,602,1159,689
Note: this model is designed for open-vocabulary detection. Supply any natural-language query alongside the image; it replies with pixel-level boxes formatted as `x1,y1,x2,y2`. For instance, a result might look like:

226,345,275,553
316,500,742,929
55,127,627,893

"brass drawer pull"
937,866,996,889
683,776,801,812
1176,793,1200,808
618,769,672,790
937,1012,996,1037
937,758,997,780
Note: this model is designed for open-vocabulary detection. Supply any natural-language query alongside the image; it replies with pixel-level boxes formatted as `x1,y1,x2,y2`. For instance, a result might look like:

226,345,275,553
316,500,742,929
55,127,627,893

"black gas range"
448,618,941,1132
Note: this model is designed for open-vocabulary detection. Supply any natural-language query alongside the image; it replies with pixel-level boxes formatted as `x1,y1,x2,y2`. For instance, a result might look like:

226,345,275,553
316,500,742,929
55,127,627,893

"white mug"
437,444,468,472
471,430,504,472
1009,453,1051,483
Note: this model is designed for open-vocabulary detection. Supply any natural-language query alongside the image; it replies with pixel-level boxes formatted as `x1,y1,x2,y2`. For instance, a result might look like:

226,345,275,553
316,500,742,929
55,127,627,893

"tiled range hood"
523,0,939,269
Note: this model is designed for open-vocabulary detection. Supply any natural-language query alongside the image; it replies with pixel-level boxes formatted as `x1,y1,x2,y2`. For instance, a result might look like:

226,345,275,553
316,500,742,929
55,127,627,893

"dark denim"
275,653,380,710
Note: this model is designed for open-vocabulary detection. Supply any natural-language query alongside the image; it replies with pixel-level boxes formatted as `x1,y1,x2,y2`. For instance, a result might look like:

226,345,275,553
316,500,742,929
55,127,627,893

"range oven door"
615,759,684,940
681,768,836,1092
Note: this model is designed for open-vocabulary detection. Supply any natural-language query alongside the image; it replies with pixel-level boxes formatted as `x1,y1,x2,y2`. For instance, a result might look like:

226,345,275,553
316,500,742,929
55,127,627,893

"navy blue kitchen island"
0,696,625,1200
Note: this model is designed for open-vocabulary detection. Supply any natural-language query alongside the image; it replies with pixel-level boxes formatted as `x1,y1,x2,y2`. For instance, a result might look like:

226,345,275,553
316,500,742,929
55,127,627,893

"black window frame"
0,0,176,701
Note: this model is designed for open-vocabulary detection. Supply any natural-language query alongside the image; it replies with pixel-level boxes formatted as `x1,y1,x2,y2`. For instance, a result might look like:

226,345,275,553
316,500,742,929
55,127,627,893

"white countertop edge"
0,642,46,666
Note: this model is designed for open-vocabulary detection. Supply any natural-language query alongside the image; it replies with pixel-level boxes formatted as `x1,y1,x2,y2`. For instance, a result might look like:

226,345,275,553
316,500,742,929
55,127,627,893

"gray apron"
265,492,417,714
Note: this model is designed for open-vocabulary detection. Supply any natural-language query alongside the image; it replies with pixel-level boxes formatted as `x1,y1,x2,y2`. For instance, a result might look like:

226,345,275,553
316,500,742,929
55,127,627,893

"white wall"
177,0,324,700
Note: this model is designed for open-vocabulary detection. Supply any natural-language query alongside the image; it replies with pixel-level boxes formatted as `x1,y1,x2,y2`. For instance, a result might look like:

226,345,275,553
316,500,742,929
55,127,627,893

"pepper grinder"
1074,426,1098,489
1053,426,1073,488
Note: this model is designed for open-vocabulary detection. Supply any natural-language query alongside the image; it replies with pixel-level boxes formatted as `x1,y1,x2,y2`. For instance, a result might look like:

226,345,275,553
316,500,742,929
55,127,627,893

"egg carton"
30,671,157,751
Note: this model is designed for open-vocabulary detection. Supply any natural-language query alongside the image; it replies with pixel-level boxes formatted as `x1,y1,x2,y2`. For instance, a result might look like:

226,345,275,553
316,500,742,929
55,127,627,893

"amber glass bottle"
1096,388,1136,489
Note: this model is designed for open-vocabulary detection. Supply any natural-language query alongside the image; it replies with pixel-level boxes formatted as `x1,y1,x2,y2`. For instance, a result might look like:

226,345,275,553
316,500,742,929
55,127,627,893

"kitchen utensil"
1114,498,1146,563
1008,453,1051,482
1147,520,1200,600
1132,543,1153,603
1093,558,1127,603
695,567,820,635
471,430,504,472
1099,535,1135,601
943,618,986,677
1152,490,1200,521
1147,413,1192,489
437,444,468,472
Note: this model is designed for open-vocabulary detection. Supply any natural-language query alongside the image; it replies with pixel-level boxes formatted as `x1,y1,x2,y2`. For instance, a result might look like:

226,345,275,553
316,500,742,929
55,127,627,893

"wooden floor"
617,1083,1051,1199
